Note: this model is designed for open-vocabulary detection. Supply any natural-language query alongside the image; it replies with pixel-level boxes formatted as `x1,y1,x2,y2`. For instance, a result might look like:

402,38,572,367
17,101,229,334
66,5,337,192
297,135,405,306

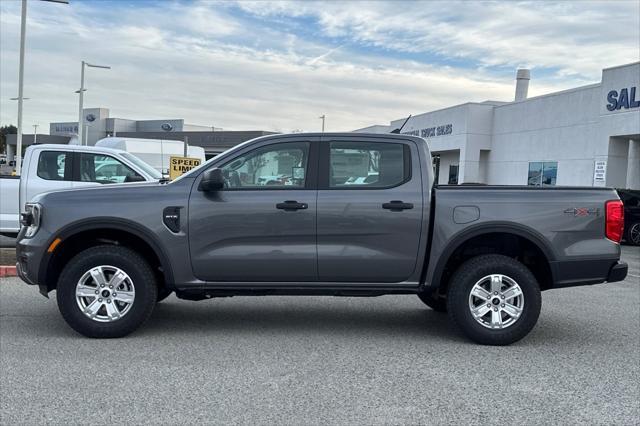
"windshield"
121,152,163,180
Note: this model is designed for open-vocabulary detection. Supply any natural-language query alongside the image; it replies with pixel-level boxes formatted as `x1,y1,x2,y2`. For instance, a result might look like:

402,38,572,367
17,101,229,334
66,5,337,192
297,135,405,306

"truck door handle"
276,200,308,211
382,201,414,211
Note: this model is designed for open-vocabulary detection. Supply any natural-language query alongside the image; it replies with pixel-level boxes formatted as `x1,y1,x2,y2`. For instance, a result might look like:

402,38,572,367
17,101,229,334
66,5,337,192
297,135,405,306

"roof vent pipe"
515,68,530,101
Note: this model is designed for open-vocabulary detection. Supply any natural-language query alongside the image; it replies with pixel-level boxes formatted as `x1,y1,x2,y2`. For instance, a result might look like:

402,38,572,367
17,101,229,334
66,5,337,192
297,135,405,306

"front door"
317,138,424,283
189,140,318,282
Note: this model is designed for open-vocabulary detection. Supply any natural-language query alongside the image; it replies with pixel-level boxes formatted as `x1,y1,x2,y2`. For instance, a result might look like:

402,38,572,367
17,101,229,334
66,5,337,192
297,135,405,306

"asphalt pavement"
1,247,638,425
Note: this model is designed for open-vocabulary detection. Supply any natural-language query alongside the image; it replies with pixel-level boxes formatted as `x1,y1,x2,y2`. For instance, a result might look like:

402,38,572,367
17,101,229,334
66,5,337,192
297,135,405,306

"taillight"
605,200,624,243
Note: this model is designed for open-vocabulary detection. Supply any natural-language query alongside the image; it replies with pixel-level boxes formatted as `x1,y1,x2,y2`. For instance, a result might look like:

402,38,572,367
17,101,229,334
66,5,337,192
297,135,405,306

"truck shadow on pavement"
144,300,457,339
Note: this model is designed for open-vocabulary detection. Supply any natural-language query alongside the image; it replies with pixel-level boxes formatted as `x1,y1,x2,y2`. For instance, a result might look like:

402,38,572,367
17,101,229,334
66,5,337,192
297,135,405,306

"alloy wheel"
468,274,524,329
75,265,135,323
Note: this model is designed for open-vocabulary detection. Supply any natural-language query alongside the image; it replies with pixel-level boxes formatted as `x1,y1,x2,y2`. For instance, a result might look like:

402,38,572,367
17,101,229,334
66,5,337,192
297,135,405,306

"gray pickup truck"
16,133,628,345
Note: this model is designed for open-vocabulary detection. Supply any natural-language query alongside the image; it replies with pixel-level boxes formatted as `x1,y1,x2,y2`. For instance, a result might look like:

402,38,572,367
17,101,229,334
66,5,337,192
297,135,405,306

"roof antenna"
390,115,411,134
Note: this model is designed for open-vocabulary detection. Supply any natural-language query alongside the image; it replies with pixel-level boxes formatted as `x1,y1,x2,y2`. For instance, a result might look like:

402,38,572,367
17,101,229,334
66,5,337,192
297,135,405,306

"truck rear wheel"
56,245,157,338
447,254,541,345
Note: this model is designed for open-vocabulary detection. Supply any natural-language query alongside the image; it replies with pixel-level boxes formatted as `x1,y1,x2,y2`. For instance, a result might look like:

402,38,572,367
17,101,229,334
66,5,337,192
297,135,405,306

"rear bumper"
607,262,628,283
550,258,628,289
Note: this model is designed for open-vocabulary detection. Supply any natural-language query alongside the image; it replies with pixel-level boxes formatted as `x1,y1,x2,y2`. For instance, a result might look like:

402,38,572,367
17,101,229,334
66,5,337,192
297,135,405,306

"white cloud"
0,0,638,134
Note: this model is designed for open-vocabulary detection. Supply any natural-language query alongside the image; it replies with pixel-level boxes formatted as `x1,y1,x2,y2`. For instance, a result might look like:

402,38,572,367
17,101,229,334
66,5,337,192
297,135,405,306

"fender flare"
428,222,557,289
40,217,175,290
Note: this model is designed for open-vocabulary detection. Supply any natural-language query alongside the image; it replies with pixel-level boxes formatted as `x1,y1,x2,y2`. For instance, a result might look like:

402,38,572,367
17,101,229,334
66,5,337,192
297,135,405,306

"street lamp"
14,0,68,175
77,61,110,146
319,114,326,132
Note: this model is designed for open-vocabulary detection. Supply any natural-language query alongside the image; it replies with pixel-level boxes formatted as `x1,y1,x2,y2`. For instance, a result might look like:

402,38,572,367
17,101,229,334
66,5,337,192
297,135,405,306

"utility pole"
14,0,69,174
319,114,326,132
15,0,27,174
33,124,38,144
183,136,188,157
76,61,111,146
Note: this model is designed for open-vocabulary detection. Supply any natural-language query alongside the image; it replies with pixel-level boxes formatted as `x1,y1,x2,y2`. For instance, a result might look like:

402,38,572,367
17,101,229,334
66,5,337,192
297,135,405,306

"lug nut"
112,293,117,297
107,299,111,303
486,303,491,308
98,298,103,302
109,285,113,289
100,284,105,288
501,295,505,299
94,290,99,294
501,304,505,308
493,307,498,312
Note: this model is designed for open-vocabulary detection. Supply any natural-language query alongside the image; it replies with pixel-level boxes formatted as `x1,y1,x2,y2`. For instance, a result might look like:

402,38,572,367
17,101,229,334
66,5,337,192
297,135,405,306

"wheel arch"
429,223,556,294
39,218,175,293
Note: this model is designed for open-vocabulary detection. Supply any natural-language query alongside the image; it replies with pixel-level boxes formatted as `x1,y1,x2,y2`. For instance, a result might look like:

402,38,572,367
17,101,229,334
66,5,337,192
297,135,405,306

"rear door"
316,137,424,283
188,138,319,282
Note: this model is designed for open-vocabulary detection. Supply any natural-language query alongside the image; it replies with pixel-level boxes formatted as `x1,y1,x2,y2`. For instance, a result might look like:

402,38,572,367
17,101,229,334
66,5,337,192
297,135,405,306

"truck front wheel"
447,254,541,345
56,245,158,338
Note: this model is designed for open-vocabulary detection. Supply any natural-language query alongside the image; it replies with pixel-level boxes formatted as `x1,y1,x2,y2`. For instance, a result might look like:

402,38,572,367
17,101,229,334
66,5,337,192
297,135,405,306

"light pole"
77,61,110,146
14,0,68,175
319,114,326,132
33,124,38,144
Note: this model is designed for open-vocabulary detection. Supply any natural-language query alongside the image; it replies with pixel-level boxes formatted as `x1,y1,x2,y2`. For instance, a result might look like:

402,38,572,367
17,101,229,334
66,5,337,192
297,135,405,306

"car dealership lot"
1,246,638,425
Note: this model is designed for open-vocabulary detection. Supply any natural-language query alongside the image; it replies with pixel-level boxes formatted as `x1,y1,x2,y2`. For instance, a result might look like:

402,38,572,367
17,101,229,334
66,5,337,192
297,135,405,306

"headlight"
20,203,42,238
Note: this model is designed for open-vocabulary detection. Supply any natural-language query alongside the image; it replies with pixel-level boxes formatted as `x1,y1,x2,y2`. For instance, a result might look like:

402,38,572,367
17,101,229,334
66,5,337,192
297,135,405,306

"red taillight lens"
605,200,624,243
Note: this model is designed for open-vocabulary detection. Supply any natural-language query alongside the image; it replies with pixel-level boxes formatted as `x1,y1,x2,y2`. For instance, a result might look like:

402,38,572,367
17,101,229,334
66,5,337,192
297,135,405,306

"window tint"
79,154,143,184
329,142,408,188
37,151,70,181
221,142,309,189
528,161,557,186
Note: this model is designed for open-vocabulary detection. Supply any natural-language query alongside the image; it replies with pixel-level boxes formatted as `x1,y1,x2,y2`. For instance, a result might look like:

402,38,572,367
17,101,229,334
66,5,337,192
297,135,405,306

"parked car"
16,133,627,344
0,144,162,237
617,188,640,245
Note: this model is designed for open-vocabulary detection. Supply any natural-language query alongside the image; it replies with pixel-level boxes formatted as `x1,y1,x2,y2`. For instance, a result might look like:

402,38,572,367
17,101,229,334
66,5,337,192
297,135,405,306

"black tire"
156,288,173,303
417,292,447,312
56,245,157,338
447,254,541,346
625,222,640,246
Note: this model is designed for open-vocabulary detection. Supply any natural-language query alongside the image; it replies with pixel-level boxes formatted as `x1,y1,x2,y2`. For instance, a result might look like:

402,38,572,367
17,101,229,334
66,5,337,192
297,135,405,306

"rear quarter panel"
425,187,622,287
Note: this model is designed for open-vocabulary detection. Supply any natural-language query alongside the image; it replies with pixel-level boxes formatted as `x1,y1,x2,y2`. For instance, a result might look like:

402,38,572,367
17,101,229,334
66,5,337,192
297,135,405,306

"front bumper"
16,230,51,296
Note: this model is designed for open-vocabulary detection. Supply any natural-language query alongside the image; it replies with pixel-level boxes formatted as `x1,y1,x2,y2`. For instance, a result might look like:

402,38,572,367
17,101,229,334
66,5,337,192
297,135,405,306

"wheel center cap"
101,289,111,298
492,298,501,305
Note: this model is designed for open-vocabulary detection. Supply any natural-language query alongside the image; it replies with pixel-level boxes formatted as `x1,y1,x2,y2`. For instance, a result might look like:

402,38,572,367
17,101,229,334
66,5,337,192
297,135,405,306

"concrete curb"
0,266,17,278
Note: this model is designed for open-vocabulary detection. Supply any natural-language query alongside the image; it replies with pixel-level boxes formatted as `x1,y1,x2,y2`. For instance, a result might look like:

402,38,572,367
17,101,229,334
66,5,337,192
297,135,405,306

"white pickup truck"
0,144,162,237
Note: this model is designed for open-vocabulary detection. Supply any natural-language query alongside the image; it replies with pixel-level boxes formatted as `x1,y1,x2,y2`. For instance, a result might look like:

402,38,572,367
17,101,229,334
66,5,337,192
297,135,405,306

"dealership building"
5,107,274,160
357,61,639,189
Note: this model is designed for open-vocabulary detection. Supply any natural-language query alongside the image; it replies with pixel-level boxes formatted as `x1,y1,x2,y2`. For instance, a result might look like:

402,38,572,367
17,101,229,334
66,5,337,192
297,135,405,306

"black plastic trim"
427,222,557,290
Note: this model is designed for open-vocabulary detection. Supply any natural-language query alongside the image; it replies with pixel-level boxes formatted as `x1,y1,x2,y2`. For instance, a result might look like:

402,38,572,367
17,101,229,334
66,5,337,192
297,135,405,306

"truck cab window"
37,151,71,181
79,154,143,184
220,142,309,189
329,142,408,188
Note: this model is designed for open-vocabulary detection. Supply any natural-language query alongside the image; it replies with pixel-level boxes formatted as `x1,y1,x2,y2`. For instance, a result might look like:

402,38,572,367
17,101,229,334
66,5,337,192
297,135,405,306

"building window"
528,161,557,186
448,164,459,184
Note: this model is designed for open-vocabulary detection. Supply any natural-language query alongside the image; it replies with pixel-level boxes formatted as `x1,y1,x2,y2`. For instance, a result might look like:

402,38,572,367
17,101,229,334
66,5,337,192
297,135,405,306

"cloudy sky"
1,0,638,133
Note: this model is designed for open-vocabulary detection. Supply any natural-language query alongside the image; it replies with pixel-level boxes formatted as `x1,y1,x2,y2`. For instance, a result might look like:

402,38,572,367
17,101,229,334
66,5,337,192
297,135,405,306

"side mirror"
124,175,146,183
199,168,224,191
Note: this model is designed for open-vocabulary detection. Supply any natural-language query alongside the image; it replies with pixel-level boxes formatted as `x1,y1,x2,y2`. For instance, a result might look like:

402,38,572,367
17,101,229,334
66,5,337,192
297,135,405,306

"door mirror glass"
199,168,225,191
